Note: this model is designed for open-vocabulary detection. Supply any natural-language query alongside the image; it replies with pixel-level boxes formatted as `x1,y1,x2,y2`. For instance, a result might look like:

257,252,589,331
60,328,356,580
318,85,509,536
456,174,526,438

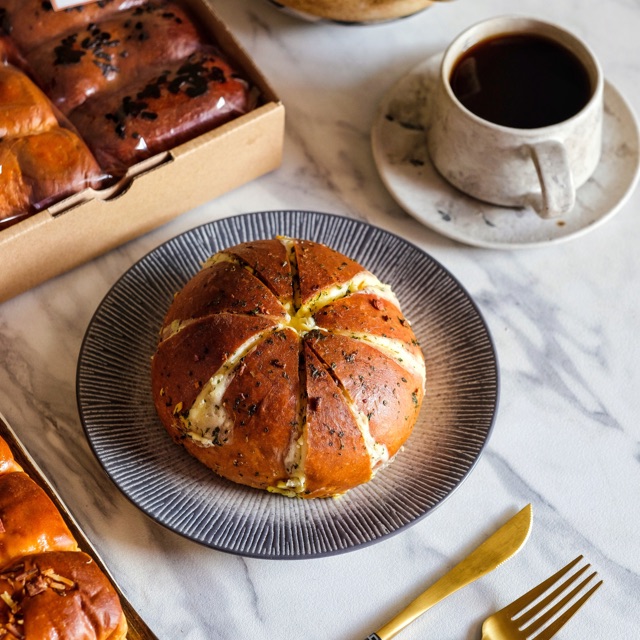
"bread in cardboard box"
0,551,128,640
0,0,259,225
0,63,103,226
0,0,147,52
69,45,255,176
25,1,204,115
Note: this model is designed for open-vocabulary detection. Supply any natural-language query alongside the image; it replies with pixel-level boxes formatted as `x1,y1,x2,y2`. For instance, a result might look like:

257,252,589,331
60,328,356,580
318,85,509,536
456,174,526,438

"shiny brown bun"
0,435,128,638
0,127,102,220
0,551,128,640
69,46,253,175
152,237,425,498
0,472,78,567
0,64,58,139
0,0,147,52
0,440,21,476
26,1,204,114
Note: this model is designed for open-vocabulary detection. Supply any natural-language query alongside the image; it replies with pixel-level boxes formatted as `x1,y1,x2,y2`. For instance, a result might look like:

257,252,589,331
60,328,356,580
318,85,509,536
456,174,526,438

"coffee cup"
426,16,604,219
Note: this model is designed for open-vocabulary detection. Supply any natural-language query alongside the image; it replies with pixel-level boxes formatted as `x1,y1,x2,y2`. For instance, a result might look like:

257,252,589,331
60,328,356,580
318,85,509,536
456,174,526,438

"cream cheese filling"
184,329,276,445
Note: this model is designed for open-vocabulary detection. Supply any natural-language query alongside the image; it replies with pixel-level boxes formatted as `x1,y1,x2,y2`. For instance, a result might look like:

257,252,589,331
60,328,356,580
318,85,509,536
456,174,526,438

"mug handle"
526,140,575,219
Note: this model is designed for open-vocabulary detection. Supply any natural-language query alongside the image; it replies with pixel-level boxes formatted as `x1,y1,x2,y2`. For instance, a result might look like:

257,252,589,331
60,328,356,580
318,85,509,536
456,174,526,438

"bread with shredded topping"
0,437,127,639
0,551,127,640
151,237,426,498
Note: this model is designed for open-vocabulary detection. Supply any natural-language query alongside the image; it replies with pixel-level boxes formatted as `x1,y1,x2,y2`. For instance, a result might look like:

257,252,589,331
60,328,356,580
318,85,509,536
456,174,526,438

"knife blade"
365,503,533,640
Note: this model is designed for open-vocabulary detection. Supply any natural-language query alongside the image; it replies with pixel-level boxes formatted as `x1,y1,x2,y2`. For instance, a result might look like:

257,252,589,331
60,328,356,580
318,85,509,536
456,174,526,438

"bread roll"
0,436,128,638
152,237,425,498
69,46,254,175
0,142,30,221
0,127,103,220
0,472,78,567
0,64,57,140
0,439,22,475
26,1,204,114
0,0,147,52
0,551,128,640
0,61,103,222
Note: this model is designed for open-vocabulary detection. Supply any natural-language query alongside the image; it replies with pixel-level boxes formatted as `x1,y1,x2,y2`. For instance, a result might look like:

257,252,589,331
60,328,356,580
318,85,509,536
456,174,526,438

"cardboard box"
0,0,285,303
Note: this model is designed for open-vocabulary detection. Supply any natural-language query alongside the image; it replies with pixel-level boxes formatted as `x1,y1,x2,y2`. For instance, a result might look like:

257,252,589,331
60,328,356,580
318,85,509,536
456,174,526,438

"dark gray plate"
77,211,498,559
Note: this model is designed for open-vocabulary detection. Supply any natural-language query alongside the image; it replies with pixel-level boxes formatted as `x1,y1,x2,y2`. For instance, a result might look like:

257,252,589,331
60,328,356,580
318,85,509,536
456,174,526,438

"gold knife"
365,504,533,640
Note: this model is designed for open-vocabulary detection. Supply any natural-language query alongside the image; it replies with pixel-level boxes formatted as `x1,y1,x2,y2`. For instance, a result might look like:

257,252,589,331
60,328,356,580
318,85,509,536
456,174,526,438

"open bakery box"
0,0,285,303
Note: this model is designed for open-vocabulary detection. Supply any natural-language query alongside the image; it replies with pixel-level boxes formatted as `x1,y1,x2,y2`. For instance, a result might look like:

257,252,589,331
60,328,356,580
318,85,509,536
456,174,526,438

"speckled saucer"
372,53,640,249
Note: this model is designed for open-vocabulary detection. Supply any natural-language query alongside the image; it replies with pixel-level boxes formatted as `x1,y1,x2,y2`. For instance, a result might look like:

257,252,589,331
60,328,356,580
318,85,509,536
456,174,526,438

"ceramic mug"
427,16,604,219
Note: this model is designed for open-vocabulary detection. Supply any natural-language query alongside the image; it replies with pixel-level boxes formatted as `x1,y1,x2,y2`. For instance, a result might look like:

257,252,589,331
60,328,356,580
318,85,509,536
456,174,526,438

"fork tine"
532,578,603,640
500,556,583,618
519,570,597,632
513,564,590,626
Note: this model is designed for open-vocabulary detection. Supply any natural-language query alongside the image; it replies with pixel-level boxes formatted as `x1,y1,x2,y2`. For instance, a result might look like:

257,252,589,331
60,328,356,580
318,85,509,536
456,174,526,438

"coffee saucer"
371,53,640,249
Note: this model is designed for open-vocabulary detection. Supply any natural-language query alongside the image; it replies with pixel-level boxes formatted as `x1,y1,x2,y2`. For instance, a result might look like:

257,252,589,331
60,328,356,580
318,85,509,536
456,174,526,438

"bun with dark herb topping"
25,1,204,114
151,237,426,499
69,45,254,176
0,0,147,52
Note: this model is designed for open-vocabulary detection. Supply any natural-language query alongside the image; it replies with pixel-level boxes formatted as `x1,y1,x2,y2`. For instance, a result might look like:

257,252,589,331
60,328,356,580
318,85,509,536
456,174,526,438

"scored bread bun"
151,237,425,499
0,551,128,640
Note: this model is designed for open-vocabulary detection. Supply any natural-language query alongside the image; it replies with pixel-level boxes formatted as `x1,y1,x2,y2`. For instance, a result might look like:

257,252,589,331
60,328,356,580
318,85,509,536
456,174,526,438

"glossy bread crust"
0,473,78,567
69,46,253,176
0,64,102,222
0,0,147,52
0,551,127,640
0,437,128,638
152,237,425,498
25,1,204,114
12,128,101,200
0,64,58,138
0,438,21,475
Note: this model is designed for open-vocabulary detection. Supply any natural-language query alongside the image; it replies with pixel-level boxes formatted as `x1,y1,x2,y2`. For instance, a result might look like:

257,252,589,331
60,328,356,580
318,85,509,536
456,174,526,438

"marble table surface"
1,0,639,637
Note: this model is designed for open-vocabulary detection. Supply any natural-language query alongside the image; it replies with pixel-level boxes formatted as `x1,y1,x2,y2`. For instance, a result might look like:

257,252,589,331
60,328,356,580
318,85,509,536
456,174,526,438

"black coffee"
449,33,592,129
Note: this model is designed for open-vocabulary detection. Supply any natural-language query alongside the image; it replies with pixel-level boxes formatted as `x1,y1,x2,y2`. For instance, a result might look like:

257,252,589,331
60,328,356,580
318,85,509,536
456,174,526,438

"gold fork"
481,555,603,640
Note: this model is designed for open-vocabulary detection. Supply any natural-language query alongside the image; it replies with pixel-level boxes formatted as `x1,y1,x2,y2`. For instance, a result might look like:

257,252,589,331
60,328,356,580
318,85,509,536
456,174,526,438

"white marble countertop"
1,0,639,637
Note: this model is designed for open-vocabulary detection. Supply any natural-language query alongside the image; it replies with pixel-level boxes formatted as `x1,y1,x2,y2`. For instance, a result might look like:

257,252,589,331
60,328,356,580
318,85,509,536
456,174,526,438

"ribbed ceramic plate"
77,211,498,559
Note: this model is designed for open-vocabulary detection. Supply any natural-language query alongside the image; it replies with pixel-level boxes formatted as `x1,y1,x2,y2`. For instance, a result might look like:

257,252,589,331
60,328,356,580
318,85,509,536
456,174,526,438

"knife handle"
364,571,464,640
364,504,533,640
